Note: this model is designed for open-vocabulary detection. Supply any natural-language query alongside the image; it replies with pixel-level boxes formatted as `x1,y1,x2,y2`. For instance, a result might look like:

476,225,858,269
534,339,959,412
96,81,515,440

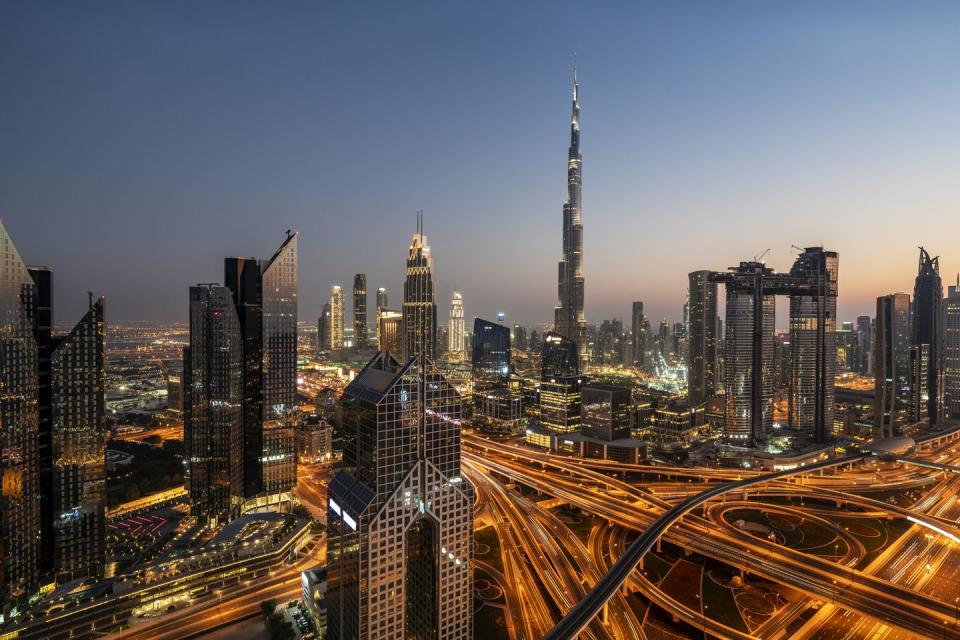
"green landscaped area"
473,602,509,640
702,566,749,633
474,526,503,574
722,507,848,559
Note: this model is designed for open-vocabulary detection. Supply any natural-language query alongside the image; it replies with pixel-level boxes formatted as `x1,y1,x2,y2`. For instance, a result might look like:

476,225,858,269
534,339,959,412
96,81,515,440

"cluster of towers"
686,247,840,448
184,232,299,525
1,222,106,616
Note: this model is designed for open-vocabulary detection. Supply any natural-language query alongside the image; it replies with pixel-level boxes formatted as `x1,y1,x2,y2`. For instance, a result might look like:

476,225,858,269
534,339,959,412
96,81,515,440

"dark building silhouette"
874,293,912,438
911,247,943,424
353,273,367,350
687,271,718,407
581,384,631,441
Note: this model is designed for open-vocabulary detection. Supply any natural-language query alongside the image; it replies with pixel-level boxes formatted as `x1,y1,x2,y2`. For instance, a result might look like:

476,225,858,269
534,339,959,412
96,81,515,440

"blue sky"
2,2,958,327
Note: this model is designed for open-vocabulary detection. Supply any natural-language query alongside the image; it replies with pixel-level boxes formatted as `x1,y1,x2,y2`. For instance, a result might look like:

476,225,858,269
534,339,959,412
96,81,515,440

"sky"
2,2,959,328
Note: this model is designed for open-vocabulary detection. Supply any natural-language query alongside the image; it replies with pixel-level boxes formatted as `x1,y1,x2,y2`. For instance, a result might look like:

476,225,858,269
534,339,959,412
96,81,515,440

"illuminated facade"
554,68,588,365
448,291,464,356
874,293,912,438
378,309,403,356
540,331,581,433
330,285,344,351
945,279,960,418
402,213,437,361
184,285,243,525
581,384,631,441
48,295,106,581
353,273,367,350
631,301,646,369
787,247,838,444
327,353,473,640
0,221,41,612
472,318,520,431
318,302,331,355
687,271,718,406
911,247,943,424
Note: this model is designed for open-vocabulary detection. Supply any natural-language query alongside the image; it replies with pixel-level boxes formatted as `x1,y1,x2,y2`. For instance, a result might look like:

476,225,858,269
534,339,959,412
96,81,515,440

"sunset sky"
2,1,959,327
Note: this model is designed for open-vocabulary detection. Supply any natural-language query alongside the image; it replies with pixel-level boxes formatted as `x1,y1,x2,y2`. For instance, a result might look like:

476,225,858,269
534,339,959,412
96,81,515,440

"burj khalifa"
554,67,588,365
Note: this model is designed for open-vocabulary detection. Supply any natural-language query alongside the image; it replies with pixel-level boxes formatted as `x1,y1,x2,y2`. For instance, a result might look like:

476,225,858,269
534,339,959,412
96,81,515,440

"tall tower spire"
554,62,588,365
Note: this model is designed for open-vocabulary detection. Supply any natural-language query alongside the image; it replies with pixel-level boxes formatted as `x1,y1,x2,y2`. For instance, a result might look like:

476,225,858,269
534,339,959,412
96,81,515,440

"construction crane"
753,248,770,263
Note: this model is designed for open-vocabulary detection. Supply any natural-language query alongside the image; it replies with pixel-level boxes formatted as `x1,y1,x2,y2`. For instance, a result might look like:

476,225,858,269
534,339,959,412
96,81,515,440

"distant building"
472,318,520,432
353,274,367,350
402,213,437,361
856,315,872,374
687,270,718,406
875,293,911,438
539,332,582,436
581,384,631,441
512,324,527,351
318,302,331,355
378,309,403,356
329,285,344,351
631,302,646,369
945,278,960,419
296,420,333,464
449,291,465,355
911,247,943,424
166,371,183,413
327,353,473,640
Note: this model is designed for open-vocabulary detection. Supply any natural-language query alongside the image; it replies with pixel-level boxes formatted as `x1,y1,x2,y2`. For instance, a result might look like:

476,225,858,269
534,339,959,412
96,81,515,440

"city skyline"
4,3,960,326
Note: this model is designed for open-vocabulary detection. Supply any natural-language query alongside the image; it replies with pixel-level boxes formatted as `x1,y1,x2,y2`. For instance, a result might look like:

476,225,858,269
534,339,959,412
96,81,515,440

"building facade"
327,353,473,640
581,384,631,441
448,291,464,356
402,214,437,362
554,69,588,366
378,309,403,356
353,274,367,350
874,293,911,438
945,279,960,419
911,247,943,424
687,271,718,407
330,285,344,351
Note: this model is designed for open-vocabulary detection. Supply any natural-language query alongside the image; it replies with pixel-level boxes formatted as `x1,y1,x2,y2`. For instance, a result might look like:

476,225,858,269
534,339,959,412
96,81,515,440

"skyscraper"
224,232,299,503
449,291,464,355
1,222,41,611
330,285,344,351
719,262,776,447
376,287,388,313
875,293,912,438
944,277,960,419
402,212,437,361
472,318,511,391
184,285,243,525
911,247,943,424
687,271,718,407
327,352,473,639
856,315,872,374
554,67,588,365
787,247,839,444
318,302,331,356
540,331,582,433
631,302,645,369
378,309,403,355
353,274,367,350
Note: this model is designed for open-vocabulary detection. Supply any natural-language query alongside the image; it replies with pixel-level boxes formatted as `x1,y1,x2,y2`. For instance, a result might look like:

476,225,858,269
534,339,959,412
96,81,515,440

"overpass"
543,454,866,640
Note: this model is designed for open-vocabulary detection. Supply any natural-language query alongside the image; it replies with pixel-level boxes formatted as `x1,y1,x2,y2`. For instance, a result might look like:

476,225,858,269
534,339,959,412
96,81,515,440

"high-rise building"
911,247,943,424
512,324,526,351
687,271,718,406
353,274,367,350
856,315,872,374
540,331,582,433
378,309,403,355
472,318,511,391
554,68,588,365
402,213,437,361
581,384,631,441
318,303,331,355
944,278,960,419
787,247,839,444
874,293,911,438
327,352,473,639
184,285,243,525
376,287,388,313
448,291,464,355
718,262,776,447
224,232,298,503
330,285,344,351
0,223,41,611
259,233,298,498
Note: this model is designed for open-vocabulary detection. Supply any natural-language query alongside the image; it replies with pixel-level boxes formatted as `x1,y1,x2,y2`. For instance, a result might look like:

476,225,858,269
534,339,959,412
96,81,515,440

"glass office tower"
687,271,718,407
911,247,943,425
327,353,473,640
402,213,437,362
874,293,911,438
353,273,367,350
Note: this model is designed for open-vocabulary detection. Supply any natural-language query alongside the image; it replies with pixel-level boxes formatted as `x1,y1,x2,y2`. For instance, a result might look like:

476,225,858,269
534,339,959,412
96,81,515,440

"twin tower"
688,247,839,448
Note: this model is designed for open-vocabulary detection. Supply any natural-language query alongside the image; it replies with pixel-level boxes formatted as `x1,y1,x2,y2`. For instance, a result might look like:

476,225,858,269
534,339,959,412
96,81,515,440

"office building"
376,287,388,313
581,384,631,441
874,293,912,438
353,274,367,350
330,285,344,351
402,212,437,361
378,309,403,355
449,291,464,355
856,315,872,374
327,353,473,640
184,285,243,525
787,247,839,444
943,278,960,418
687,271,718,406
472,318,520,431
512,324,526,351
911,247,943,424
318,303,331,356
1,222,41,612
540,331,582,434
554,68,588,365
